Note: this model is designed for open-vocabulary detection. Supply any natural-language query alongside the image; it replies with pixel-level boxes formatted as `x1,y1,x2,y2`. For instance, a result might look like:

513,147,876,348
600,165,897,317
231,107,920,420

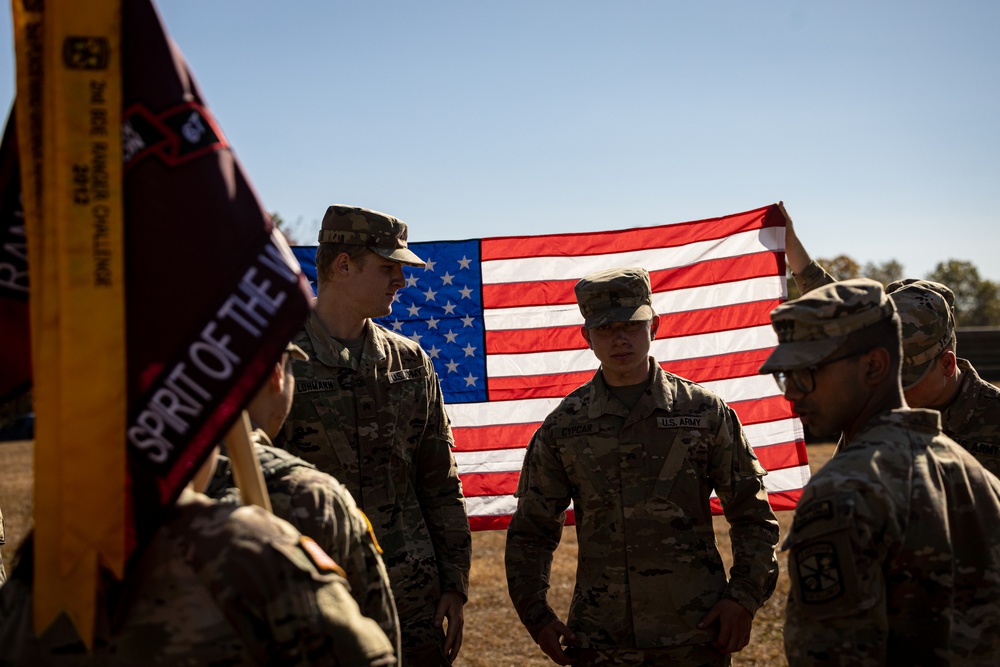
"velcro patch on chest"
964,439,1000,459
299,536,347,578
295,379,339,394
556,423,595,438
657,416,705,429
387,366,427,384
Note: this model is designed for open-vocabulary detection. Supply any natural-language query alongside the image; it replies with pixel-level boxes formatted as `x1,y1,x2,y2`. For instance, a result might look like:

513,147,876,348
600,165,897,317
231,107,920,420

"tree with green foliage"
927,260,1000,326
861,259,905,288
785,254,1000,326
269,211,300,245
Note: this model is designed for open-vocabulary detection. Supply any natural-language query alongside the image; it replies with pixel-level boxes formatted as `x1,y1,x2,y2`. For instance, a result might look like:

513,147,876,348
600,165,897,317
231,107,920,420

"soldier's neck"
933,365,965,411
315,290,368,340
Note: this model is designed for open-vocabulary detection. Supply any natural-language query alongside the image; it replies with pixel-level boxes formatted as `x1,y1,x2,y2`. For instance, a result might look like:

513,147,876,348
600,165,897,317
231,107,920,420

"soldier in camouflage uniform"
505,267,780,667
760,278,1000,665
0,445,396,666
276,206,471,667
783,206,1000,476
207,340,401,658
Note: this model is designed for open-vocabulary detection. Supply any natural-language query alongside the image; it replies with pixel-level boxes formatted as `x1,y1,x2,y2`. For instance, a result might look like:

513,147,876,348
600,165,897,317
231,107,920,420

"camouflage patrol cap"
759,278,897,373
575,267,654,329
886,278,956,312
887,283,955,389
317,205,426,267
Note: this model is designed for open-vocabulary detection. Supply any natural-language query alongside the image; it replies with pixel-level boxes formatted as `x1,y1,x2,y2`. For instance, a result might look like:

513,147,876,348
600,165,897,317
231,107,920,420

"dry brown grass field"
0,440,835,666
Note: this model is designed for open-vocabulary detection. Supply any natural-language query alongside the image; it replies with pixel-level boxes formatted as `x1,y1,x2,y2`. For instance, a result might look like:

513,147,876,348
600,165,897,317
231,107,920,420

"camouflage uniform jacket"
208,433,401,656
505,361,779,650
0,489,396,666
277,313,471,640
783,409,1000,666
938,358,1000,477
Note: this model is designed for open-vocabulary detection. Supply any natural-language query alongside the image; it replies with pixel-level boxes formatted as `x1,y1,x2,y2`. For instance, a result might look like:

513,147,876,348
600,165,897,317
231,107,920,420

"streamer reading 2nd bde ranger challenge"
10,0,313,642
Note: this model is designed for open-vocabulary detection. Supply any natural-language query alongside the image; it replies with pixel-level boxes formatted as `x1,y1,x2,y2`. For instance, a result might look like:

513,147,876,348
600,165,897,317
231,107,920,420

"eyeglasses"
773,348,873,395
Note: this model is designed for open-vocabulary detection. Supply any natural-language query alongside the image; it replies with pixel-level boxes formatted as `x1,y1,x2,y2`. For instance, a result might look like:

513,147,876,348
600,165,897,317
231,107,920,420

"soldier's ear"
650,316,660,341
940,349,958,377
864,347,891,386
580,326,593,349
334,252,352,276
272,360,287,391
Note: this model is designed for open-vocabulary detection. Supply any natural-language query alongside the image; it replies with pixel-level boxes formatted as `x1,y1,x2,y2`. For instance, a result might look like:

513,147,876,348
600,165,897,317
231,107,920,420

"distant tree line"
788,256,1000,326
270,211,309,246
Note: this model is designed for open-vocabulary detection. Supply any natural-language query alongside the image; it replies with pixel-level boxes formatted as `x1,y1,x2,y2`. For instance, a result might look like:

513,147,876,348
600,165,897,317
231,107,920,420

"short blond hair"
315,243,372,285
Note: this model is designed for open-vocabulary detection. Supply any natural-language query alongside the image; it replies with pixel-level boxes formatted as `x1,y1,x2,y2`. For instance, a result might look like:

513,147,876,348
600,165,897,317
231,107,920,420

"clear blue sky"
2,1,998,280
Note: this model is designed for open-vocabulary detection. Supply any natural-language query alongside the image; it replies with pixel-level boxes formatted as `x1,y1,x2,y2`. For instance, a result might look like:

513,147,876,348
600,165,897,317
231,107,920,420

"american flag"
292,203,809,530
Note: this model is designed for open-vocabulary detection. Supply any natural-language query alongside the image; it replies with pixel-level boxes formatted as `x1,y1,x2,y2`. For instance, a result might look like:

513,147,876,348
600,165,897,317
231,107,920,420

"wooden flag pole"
224,410,272,512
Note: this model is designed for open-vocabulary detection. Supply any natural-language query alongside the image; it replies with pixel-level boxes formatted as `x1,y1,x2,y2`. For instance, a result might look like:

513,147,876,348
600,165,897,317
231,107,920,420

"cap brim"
758,336,846,374
285,342,309,362
373,246,426,267
584,305,654,329
901,358,935,390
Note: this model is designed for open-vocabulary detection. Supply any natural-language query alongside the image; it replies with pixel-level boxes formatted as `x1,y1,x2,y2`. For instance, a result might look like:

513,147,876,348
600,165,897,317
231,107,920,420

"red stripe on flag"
469,488,805,531
458,441,806,502
480,205,781,261
486,349,778,402
487,371,595,402
470,515,514,532
461,471,521,497
729,395,796,427
469,511,578,532
451,399,793,455
482,252,783,309
485,299,780,355
753,439,809,472
716,489,803,513
453,422,540,452
661,349,776,384
652,253,784,293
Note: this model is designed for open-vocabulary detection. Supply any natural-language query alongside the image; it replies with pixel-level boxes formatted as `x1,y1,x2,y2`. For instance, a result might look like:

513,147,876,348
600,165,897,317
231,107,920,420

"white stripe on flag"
464,463,810,519
447,378,787,428
481,227,784,284
453,417,801,475
482,276,783,331
486,325,778,378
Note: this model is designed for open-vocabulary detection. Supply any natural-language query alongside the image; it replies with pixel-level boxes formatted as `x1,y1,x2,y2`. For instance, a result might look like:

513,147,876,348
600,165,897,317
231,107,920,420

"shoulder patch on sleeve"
299,536,347,578
785,493,870,620
793,540,846,605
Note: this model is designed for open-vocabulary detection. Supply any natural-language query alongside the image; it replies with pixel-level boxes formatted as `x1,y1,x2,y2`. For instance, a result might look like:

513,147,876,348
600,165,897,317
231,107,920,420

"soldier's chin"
803,423,838,442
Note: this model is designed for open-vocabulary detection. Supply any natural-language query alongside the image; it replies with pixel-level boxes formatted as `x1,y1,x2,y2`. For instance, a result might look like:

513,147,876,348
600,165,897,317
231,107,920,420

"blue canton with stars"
292,242,487,404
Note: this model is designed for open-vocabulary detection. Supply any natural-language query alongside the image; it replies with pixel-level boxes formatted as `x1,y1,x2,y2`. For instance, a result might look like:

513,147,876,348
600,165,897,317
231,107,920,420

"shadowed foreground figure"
761,278,1000,666
207,341,401,659
783,206,1000,477
506,267,779,667
0,445,395,666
